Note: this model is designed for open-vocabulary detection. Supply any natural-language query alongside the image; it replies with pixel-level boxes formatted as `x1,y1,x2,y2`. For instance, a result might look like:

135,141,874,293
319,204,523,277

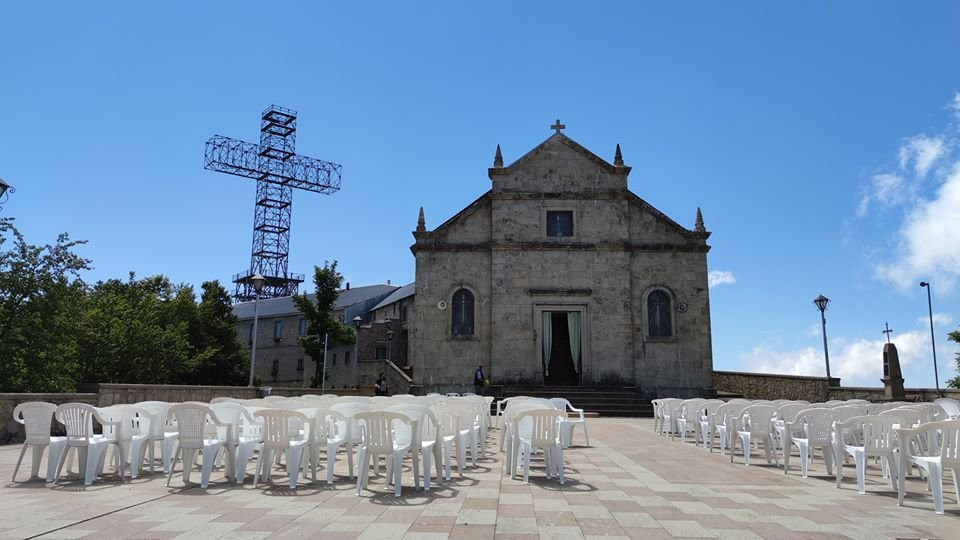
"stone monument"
881,322,905,400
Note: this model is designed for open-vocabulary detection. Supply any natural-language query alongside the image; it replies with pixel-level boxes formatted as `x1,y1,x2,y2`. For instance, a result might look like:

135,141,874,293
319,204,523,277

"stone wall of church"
630,250,713,398
411,250,493,393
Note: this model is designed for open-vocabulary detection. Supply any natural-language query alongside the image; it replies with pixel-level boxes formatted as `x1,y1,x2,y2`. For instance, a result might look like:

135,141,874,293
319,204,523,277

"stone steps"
499,385,652,417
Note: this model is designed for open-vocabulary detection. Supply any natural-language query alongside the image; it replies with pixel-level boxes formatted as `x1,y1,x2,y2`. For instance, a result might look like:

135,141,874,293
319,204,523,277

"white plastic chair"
897,419,960,514
11,402,66,482
354,411,414,496
211,402,261,483
772,402,811,463
387,403,441,490
252,409,311,489
711,401,749,454
328,401,372,479
696,400,725,449
549,398,591,448
98,404,153,480
835,415,900,494
783,408,837,478
53,403,125,485
132,401,177,475
165,403,230,488
514,409,565,484
730,404,776,466
673,398,705,444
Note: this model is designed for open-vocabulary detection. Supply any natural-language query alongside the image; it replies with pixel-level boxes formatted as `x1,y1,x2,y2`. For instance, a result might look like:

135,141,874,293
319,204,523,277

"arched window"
647,290,673,337
451,289,475,336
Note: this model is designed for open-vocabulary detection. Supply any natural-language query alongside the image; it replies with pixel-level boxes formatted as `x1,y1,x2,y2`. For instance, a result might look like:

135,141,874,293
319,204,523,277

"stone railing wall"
828,386,960,402
713,370,832,402
1,383,375,444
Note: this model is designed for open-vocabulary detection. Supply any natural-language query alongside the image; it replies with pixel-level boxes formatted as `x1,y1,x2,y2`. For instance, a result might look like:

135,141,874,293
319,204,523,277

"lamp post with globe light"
813,294,832,381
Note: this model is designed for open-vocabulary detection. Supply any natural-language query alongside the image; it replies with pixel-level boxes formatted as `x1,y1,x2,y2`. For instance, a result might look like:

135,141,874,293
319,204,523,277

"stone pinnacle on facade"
695,207,706,233
614,144,624,166
416,206,426,232
494,144,504,168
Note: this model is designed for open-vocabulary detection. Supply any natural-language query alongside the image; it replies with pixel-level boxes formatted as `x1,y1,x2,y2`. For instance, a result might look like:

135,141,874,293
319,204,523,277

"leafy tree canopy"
293,260,355,387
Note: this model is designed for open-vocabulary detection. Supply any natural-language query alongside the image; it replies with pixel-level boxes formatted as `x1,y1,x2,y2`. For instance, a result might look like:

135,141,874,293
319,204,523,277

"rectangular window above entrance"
546,211,574,237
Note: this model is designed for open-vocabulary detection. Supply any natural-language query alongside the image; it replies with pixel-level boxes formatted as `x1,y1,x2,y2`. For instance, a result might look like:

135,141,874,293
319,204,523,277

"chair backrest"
97,404,143,442
385,404,428,447
824,400,845,407
134,401,172,437
55,403,101,443
793,408,836,445
934,398,960,419
714,401,749,426
700,399,725,420
262,395,286,402
880,407,924,428
738,404,776,435
679,398,706,420
774,402,809,424
845,399,870,405
832,405,867,423
515,409,564,446
837,415,899,453
13,402,58,445
915,420,960,466
254,409,309,449
548,398,573,412
211,402,248,444
168,403,220,449
210,396,241,404
355,411,411,453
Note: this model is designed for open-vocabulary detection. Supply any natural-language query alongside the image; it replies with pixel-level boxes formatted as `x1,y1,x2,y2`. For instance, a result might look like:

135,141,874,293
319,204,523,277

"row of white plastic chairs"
10,393,496,496
652,396,960,514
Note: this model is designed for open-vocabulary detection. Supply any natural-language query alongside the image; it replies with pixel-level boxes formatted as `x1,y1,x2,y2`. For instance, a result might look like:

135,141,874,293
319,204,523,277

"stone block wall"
713,370,832,402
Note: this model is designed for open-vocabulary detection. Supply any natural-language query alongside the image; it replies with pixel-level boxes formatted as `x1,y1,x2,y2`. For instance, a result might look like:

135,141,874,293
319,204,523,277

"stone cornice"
410,241,711,254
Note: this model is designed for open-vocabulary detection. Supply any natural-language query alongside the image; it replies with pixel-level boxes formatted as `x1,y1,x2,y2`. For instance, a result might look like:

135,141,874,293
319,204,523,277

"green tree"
189,280,247,385
78,274,194,385
0,218,90,392
947,327,960,389
293,261,354,387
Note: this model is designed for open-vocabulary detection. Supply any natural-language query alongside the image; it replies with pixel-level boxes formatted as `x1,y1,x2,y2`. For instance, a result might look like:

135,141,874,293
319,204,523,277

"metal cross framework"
205,105,342,302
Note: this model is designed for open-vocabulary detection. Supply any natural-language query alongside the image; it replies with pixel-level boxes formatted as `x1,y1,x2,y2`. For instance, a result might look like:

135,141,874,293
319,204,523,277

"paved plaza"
1,418,957,539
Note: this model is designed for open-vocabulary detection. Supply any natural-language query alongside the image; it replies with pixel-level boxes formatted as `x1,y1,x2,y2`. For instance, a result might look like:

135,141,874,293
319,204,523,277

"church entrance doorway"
541,311,581,386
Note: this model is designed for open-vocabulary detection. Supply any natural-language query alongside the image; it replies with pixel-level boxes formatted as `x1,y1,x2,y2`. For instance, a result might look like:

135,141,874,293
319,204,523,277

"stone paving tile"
4,417,960,539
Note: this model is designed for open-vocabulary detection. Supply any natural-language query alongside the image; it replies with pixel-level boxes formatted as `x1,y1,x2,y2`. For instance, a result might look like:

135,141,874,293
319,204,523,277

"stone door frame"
533,303,589,384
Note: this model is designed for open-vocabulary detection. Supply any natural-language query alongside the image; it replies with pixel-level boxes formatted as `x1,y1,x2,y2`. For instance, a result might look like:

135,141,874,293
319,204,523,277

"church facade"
410,126,714,398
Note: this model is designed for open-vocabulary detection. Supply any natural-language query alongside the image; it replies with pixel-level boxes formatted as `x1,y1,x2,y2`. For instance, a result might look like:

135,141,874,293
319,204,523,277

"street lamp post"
386,330,394,366
920,281,942,397
247,274,266,387
0,177,14,212
353,316,362,368
813,294,832,382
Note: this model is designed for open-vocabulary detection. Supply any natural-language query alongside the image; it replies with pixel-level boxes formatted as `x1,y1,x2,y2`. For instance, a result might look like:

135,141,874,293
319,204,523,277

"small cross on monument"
883,321,894,343
551,119,565,134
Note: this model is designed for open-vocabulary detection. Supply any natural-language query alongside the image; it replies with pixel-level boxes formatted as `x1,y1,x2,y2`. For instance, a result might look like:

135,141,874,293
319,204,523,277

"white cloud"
898,135,945,178
741,330,932,386
952,92,960,119
876,162,960,291
917,312,954,328
708,270,736,288
857,173,909,217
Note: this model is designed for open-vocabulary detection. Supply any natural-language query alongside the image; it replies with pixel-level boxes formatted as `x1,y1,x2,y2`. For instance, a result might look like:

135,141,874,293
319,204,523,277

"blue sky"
2,2,959,388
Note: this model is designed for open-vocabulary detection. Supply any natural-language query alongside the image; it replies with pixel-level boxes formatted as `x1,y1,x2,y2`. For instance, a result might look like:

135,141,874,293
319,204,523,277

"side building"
233,284,397,386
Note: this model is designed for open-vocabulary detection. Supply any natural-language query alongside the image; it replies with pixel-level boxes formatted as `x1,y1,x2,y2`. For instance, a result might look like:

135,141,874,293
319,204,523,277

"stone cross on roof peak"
551,119,566,134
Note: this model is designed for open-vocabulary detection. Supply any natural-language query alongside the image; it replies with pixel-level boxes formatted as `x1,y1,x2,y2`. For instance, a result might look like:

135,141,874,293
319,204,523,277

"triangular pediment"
489,133,629,179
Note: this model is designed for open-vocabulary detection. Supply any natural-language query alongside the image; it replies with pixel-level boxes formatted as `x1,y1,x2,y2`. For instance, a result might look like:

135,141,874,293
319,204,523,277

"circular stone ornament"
677,302,688,313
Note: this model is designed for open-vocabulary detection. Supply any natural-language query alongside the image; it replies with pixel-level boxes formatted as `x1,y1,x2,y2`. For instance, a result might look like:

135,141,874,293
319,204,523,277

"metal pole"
320,333,329,395
820,310,832,382
923,283,941,397
248,293,261,387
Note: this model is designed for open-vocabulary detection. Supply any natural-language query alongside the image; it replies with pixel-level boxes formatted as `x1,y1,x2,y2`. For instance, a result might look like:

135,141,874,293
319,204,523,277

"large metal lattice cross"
204,105,342,302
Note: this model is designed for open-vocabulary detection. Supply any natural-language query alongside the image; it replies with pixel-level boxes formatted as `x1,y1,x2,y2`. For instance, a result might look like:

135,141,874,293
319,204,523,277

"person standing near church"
375,372,388,396
473,364,485,395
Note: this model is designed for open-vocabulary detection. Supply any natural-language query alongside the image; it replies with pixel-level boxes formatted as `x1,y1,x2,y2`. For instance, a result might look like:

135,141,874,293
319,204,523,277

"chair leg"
253,445,264,488
423,448,432,491
355,447,367,495
11,443,28,482
166,442,180,487
557,444,565,485
393,453,403,497
201,445,222,489
327,444,338,485
855,452,866,494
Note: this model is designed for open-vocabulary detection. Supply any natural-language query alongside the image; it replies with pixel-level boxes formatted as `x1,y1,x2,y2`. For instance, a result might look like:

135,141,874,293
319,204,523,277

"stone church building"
409,124,714,398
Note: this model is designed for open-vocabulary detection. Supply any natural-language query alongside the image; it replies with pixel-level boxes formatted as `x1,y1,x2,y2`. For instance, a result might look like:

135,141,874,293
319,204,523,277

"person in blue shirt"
473,365,485,395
